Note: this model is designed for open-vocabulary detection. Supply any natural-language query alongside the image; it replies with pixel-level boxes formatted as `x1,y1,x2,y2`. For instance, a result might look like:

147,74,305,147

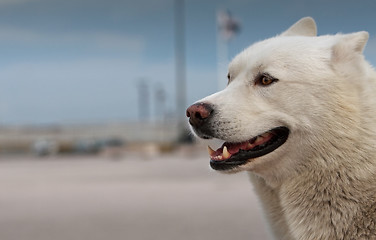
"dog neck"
249,132,376,239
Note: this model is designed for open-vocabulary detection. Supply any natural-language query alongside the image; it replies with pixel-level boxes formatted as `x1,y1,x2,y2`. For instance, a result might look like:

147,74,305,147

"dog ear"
280,17,317,37
332,31,369,62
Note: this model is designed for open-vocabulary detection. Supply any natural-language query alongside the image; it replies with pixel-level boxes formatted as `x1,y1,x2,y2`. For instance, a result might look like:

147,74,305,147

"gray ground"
0,149,270,240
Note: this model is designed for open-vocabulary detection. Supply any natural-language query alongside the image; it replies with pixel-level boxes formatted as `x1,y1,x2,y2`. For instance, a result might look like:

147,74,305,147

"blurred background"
0,0,375,239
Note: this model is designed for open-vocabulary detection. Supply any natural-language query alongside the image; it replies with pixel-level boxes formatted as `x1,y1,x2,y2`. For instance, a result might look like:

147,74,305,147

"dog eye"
261,77,273,85
227,73,231,84
256,74,278,86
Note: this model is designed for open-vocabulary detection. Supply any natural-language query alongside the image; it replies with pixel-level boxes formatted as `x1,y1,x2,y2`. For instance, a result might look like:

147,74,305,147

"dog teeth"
212,155,222,161
207,146,215,156
247,142,254,149
223,146,231,159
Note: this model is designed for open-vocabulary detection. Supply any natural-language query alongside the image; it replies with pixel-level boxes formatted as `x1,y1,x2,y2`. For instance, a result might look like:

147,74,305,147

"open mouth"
209,127,289,171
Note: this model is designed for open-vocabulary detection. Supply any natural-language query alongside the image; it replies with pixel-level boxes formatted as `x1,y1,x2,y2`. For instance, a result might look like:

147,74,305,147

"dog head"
187,17,370,184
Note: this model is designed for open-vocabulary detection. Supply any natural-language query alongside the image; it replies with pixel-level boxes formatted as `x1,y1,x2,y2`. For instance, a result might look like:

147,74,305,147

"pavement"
0,149,270,240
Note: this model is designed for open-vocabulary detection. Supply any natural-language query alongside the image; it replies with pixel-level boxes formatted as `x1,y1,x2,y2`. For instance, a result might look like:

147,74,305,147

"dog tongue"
208,141,250,161
208,132,274,161
225,142,249,154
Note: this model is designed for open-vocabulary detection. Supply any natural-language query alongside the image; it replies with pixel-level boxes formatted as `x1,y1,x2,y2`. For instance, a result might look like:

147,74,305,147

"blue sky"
0,0,376,125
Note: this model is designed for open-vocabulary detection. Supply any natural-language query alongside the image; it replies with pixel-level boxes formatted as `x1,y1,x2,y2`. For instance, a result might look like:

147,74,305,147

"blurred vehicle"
73,139,101,154
31,139,59,156
73,137,125,155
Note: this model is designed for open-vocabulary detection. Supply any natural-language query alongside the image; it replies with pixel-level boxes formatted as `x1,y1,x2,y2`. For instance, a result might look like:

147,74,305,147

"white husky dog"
186,17,376,239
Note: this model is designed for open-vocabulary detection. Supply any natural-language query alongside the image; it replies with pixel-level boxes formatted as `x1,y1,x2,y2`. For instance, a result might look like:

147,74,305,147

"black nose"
186,102,214,128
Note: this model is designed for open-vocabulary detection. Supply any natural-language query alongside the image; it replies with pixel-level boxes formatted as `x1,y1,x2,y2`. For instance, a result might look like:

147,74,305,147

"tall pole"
154,84,166,122
216,10,241,91
174,0,187,140
216,26,229,91
137,79,149,122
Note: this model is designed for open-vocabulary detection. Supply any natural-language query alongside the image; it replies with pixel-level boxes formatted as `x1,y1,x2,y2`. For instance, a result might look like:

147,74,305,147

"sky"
0,0,376,125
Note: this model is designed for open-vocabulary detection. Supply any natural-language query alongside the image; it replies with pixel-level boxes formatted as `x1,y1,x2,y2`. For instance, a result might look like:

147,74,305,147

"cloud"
0,53,218,124
0,27,145,54
0,56,177,124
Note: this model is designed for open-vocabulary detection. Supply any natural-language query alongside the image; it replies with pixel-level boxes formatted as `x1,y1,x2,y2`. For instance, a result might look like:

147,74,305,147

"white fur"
192,17,376,239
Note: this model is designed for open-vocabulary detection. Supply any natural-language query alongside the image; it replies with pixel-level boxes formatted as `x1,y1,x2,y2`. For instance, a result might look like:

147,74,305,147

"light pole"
174,0,188,142
216,10,241,90
137,79,150,122
154,84,166,122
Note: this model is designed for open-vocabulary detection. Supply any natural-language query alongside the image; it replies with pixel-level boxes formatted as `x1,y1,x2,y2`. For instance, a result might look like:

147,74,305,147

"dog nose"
186,103,214,128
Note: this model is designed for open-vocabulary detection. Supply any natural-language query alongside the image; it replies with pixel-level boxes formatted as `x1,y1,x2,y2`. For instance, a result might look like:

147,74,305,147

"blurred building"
0,121,181,154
